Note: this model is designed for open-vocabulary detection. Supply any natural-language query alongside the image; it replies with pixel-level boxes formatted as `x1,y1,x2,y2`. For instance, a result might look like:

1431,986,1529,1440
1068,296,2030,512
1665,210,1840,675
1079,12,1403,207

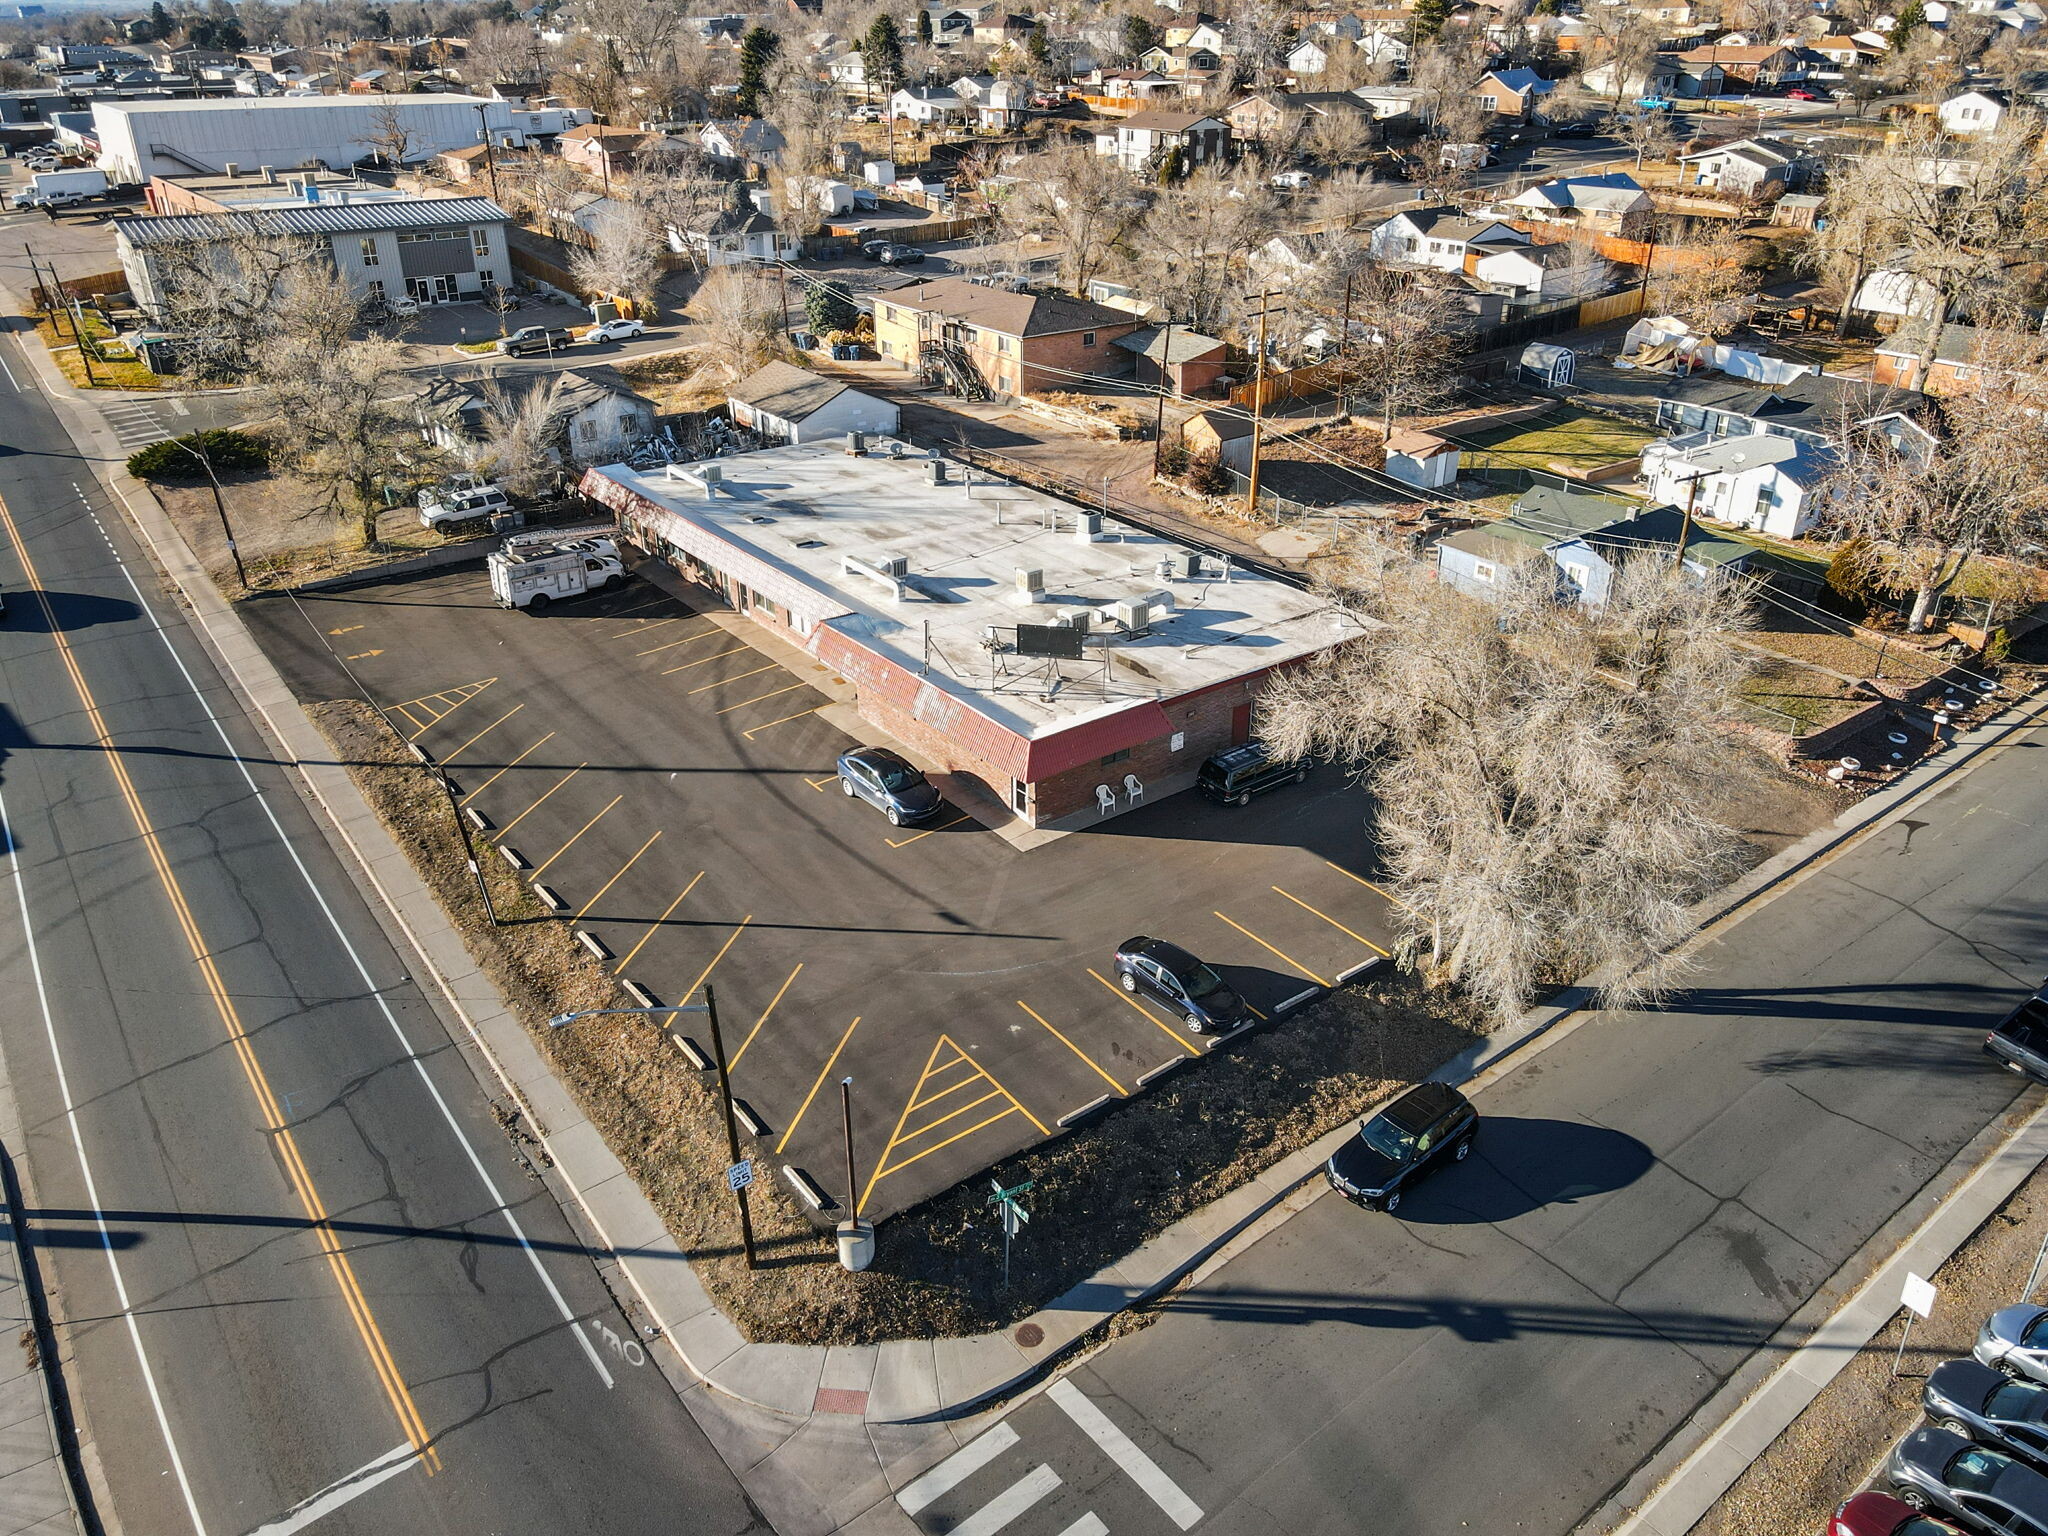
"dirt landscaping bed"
310,695,1491,1346
1689,1118,2048,1536
1744,623,1953,688
154,470,455,593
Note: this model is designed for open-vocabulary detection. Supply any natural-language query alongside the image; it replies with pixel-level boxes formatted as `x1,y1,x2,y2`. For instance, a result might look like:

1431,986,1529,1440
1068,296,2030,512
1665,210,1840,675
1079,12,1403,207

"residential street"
894,731,2046,1536
0,331,763,1533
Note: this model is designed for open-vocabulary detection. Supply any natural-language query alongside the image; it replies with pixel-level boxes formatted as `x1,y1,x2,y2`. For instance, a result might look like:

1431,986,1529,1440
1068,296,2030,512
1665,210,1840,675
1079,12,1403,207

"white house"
1367,206,1529,272
1677,135,1815,196
1103,110,1230,173
1350,83,1425,121
1638,429,1834,538
1436,485,1755,606
1287,37,1331,74
1937,87,2009,134
889,85,966,122
1495,171,1654,236
1472,241,1609,299
698,118,785,166
1383,429,1459,489
419,366,656,469
669,204,799,266
726,362,901,444
1853,266,1943,320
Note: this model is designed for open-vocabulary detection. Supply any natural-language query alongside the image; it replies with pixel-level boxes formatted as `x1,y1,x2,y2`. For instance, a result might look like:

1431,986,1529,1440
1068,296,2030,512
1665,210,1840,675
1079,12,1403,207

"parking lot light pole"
838,1076,874,1271
550,991,758,1270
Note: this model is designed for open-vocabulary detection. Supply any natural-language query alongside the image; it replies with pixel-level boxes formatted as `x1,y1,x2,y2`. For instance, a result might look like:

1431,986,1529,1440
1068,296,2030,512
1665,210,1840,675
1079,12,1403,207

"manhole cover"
1014,1323,1044,1348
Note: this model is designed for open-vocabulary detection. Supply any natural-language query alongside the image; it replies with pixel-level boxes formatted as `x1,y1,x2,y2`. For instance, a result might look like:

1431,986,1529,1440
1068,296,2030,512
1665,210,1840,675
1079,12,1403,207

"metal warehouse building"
90,94,590,183
581,441,1363,828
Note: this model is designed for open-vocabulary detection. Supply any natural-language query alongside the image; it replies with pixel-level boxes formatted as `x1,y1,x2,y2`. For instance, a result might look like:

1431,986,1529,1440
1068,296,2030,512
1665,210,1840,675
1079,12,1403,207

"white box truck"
488,527,626,611
8,167,108,209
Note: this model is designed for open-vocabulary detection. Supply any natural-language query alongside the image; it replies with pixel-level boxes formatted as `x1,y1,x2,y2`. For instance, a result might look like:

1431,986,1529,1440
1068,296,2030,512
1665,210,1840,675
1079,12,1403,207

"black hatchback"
1112,937,1248,1034
1987,994,2048,1084
1327,1082,1478,1213
1197,742,1311,807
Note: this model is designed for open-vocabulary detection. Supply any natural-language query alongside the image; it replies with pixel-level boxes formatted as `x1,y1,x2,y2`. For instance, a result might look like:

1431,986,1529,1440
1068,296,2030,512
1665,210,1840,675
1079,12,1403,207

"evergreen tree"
863,13,905,89
916,8,932,43
1026,26,1051,67
148,0,171,39
1120,12,1159,59
805,281,858,334
736,24,778,115
1892,0,1926,39
1410,0,1453,38
373,7,392,35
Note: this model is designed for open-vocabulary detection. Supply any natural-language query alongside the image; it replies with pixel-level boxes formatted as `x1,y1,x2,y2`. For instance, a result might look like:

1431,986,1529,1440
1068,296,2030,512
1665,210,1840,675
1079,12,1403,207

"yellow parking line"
743,707,821,739
611,872,703,974
886,811,970,848
573,831,663,920
460,731,556,804
775,1014,863,1154
1213,911,1330,987
714,682,807,716
902,1088,1005,1139
659,644,748,676
806,774,838,791
391,702,426,733
729,963,803,1068
636,626,725,657
871,1109,1019,1187
440,703,524,766
493,762,586,837
1018,1001,1126,1095
907,1067,980,1114
530,794,623,877
605,598,679,626
1326,862,1412,911
679,915,752,1004
1271,887,1390,956
1085,967,1201,1057
614,613,688,638
685,662,777,694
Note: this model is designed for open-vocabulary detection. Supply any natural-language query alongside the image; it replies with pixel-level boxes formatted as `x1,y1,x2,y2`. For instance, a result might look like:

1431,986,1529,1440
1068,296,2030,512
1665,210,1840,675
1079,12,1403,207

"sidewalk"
0,1148,85,1536
22,309,2048,1535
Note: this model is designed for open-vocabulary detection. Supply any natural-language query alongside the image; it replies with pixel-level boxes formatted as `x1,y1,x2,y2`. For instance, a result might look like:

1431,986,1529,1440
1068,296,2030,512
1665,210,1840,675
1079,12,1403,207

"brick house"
870,278,1145,396
1871,322,2040,397
1671,44,1800,86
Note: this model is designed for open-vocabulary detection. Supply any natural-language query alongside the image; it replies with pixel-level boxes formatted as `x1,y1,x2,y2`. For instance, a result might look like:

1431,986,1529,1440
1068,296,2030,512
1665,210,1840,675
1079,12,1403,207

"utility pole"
703,984,758,1269
472,101,502,209
1338,269,1355,417
1244,290,1275,520
837,1076,873,1270
421,747,496,924
1150,315,1175,475
1672,467,1703,574
172,434,248,591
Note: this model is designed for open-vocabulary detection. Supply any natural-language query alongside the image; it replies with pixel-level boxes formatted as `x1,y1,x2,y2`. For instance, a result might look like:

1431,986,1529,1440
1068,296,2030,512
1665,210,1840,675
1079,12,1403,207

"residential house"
825,51,870,88
1255,231,1338,276
1226,89,1375,143
726,361,901,443
1807,35,1882,66
1496,172,1654,237
1084,66,1179,101
954,76,1030,129
421,366,656,469
1112,324,1229,395
971,13,1037,47
1350,83,1426,122
1367,206,1530,272
670,200,799,266
1298,9,1368,39
1677,136,1814,196
1103,110,1230,173
557,123,651,180
1642,368,1923,444
1672,43,1800,86
1938,87,2010,134
1286,37,1332,74
1138,44,1223,75
1639,430,1833,538
870,277,1145,395
1181,407,1255,471
1435,484,1754,605
698,118,786,168
1473,240,1611,300
434,141,495,182
1582,53,1683,100
1470,68,1556,119
1871,322,2035,395
1164,15,1230,51
889,85,967,122
1383,429,1460,490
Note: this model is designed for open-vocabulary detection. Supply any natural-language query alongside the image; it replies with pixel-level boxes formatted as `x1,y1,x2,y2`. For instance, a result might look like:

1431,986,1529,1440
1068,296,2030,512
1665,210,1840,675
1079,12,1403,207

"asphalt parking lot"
245,560,1398,1222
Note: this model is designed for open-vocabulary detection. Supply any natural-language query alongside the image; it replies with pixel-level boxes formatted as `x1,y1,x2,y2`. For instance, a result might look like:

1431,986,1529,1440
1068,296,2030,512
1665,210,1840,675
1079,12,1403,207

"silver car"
1978,1306,2048,1384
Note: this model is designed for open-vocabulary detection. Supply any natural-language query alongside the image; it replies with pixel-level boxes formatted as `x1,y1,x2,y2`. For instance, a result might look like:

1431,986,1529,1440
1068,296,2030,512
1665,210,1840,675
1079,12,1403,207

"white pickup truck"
488,527,626,611
8,167,107,209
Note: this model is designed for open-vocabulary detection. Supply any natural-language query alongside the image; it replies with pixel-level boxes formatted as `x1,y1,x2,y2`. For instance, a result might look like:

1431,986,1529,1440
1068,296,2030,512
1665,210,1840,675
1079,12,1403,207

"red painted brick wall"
1016,323,1145,394
1029,668,1274,821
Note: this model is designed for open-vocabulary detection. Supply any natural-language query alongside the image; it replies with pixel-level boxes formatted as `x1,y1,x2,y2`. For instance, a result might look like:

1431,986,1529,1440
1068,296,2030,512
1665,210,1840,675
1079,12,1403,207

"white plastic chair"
1095,784,1117,815
1123,773,1144,806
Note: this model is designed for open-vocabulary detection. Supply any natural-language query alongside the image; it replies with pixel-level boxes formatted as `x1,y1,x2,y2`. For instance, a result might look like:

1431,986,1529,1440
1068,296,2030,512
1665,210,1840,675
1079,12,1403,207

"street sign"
1902,1272,1936,1319
727,1159,755,1192
989,1178,1033,1285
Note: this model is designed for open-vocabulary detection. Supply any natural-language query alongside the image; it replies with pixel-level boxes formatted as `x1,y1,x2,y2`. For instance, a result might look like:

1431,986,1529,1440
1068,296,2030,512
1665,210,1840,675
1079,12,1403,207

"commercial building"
117,191,513,313
89,93,590,183
581,440,1362,827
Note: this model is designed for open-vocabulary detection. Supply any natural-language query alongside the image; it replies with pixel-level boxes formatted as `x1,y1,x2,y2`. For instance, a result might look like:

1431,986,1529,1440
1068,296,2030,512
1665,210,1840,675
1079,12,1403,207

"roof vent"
1014,567,1045,604
1075,512,1102,544
223,161,239,176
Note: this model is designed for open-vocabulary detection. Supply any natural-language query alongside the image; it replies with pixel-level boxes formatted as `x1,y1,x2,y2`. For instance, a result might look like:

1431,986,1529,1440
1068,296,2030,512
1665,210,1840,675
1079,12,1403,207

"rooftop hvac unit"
874,553,908,577
699,463,723,485
1111,598,1151,633
1174,550,1202,579
846,431,866,456
926,458,947,485
1014,566,1045,603
1075,512,1102,544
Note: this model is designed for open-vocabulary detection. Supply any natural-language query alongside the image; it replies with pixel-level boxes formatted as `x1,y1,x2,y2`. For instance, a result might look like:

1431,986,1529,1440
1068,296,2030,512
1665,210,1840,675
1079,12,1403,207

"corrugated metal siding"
119,196,507,246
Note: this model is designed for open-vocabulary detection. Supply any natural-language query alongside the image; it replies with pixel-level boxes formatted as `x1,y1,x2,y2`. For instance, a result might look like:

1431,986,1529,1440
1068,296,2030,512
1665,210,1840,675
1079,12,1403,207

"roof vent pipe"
847,431,866,456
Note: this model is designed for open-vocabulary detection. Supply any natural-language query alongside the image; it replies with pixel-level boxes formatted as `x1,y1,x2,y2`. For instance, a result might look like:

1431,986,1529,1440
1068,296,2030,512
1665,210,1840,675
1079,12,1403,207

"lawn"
1737,656,1866,735
1447,409,1660,477
29,311,170,391
1742,625,1950,686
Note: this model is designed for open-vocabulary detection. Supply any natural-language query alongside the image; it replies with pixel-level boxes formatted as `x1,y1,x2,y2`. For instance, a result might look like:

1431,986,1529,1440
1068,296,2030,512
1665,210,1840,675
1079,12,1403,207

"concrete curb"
32,311,2048,1446
0,1136,93,1536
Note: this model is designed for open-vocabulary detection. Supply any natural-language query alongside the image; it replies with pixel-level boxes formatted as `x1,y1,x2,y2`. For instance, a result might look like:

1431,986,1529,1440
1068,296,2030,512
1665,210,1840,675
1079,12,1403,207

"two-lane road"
0,336,763,1532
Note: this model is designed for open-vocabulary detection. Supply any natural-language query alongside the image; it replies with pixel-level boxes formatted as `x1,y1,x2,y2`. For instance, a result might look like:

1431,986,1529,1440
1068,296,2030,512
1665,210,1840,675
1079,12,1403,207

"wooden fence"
31,269,129,310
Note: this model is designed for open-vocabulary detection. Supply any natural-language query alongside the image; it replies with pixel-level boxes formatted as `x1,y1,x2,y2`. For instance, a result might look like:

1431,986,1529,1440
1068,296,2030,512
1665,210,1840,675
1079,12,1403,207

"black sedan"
1326,1081,1478,1213
1112,937,1247,1034
1891,1426,2048,1534
1554,120,1601,137
835,745,943,826
1926,1358,2048,1469
1986,994,2048,1084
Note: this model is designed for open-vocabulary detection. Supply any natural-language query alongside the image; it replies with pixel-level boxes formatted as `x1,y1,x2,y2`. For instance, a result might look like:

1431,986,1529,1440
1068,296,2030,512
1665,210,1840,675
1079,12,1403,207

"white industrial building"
90,94,591,184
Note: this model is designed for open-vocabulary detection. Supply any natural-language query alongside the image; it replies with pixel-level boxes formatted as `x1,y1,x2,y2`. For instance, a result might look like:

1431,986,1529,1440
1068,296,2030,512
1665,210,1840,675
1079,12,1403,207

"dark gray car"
1985,995,2048,1084
836,745,943,826
1926,1359,2048,1470
1111,937,1247,1034
1891,1426,2048,1533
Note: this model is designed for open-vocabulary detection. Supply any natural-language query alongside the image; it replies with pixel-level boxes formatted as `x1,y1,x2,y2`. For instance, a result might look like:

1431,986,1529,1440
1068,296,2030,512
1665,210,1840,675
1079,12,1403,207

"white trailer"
487,526,626,611
8,167,107,208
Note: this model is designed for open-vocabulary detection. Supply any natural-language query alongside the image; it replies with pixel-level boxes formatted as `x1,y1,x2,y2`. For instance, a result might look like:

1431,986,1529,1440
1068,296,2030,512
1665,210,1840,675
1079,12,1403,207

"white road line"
0,786,211,1536
242,1443,418,1535
1055,1517,1109,1536
950,1465,1062,1536
0,348,16,391
168,397,189,415
78,492,616,1390
896,1423,1020,1515
1049,1379,1205,1531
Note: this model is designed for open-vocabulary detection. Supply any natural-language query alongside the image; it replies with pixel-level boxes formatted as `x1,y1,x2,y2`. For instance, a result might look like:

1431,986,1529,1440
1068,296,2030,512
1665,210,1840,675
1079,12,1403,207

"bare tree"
1343,266,1467,432
139,219,347,380
1301,103,1378,166
356,99,423,168
1650,227,1760,345
571,0,683,75
1258,538,1760,1024
463,19,551,86
993,138,1150,294
631,140,726,269
1129,166,1282,332
506,153,593,242
265,329,426,549
688,264,783,384
1817,359,2048,631
570,200,661,308
1613,106,1677,170
1314,167,1384,230
470,373,566,497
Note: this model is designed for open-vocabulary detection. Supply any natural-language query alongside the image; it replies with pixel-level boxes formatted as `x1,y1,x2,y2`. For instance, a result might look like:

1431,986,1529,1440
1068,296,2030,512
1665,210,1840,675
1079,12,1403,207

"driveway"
243,560,1399,1222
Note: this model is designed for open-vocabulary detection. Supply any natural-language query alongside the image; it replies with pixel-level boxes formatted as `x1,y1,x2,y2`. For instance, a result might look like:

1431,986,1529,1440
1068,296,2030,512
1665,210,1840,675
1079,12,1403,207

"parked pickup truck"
7,167,107,209
488,526,626,611
497,325,574,357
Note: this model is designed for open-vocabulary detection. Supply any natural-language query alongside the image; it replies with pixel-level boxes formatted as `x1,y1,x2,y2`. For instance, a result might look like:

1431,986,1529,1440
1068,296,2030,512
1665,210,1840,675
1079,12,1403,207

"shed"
1520,342,1576,388
727,361,900,444
1382,429,1459,490
1181,408,1254,472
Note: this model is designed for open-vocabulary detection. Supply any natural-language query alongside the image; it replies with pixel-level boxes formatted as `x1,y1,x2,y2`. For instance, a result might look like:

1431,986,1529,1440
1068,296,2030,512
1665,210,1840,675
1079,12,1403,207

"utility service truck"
487,526,626,611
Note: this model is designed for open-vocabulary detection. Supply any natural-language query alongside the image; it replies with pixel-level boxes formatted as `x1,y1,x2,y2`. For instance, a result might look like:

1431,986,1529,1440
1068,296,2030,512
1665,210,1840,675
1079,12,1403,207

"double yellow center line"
0,494,440,1471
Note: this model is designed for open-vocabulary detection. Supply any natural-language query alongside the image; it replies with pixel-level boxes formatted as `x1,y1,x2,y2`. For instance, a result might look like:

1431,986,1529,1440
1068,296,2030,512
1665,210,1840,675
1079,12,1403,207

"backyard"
1436,406,1659,482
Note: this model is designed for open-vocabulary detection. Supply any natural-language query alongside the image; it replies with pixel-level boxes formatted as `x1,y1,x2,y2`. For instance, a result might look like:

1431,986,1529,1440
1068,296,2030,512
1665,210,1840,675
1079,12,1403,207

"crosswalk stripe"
897,1423,1019,1516
1054,1517,1108,1536
949,1466,1061,1536
1049,1380,1204,1531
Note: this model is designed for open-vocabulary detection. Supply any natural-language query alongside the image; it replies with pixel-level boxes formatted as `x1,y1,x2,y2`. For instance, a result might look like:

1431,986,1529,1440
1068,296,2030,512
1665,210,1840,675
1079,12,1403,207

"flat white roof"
93,92,495,111
590,441,1361,740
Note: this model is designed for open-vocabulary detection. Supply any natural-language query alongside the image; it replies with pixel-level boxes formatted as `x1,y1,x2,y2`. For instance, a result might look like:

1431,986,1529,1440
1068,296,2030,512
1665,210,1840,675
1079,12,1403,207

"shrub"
1157,441,1190,477
1183,448,1234,496
127,429,268,480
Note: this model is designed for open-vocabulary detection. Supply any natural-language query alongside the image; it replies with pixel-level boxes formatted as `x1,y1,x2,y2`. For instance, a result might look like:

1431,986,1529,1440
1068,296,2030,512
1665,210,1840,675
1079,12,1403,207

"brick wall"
1030,670,1271,824
1017,323,1144,393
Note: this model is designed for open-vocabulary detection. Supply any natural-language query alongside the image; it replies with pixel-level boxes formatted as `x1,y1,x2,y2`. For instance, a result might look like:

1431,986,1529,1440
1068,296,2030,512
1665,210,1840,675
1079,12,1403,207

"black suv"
1987,993,2048,1084
1326,1082,1478,1213
1197,742,1311,807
